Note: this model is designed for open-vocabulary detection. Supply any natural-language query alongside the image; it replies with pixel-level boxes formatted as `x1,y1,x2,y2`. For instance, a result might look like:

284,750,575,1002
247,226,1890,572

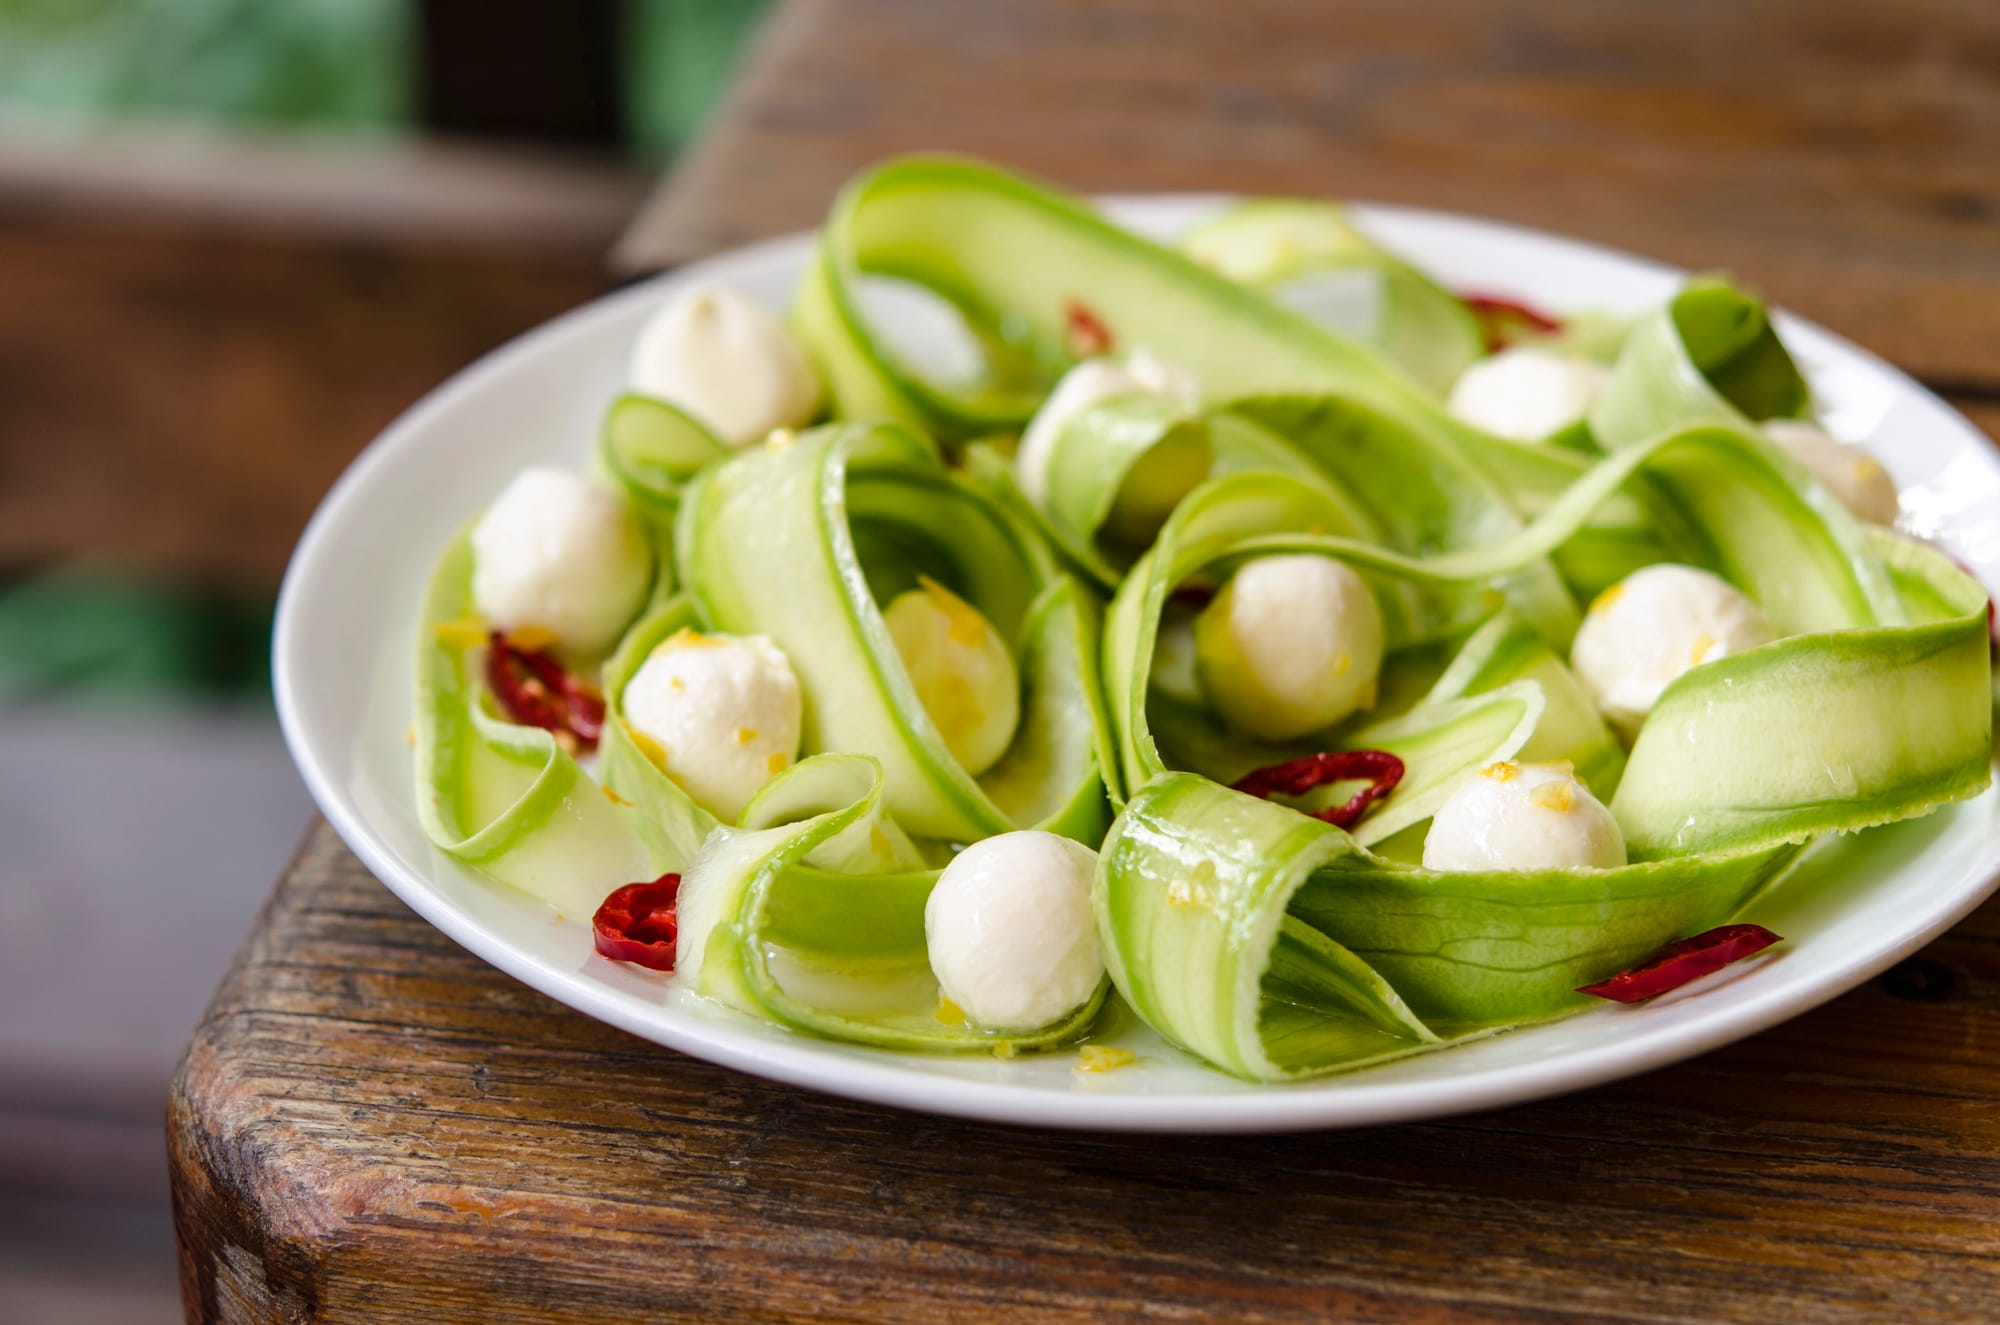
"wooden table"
0,127,645,593
172,2,2000,1320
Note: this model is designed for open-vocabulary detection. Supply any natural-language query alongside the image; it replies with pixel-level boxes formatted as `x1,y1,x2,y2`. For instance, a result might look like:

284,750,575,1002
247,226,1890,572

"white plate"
275,196,2000,1133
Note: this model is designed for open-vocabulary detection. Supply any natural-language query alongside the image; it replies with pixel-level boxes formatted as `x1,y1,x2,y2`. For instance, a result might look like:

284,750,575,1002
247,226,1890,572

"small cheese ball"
882,577,1020,777
1194,554,1384,741
469,466,652,658
1423,760,1627,872
1446,347,1610,442
1570,564,1777,735
628,284,822,445
1016,348,1202,507
925,831,1103,1032
621,629,802,821
1765,420,1899,525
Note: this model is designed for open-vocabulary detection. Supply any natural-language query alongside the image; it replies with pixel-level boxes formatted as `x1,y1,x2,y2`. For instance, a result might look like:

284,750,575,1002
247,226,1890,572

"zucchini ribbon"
1095,428,1988,1079
673,753,1108,1053
414,153,1991,1082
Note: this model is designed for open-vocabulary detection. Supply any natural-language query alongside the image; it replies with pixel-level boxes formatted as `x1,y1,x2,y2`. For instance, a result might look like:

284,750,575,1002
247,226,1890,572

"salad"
412,156,1994,1083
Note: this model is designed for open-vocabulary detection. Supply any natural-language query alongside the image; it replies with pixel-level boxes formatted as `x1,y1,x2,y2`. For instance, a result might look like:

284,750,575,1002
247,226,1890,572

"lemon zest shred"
661,627,723,652
1075,1045,1137,1074
1529,780,1575,812
433,618,488,649
628,730,669,769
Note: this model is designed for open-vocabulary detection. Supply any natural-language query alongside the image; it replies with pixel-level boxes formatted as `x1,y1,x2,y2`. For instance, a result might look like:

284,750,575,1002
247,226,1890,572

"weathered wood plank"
169,823,2000,1323
0,134,643,592
624,0,2000,389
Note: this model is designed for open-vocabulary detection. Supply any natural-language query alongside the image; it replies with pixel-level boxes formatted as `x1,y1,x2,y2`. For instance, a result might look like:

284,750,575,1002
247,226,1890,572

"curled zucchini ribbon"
599,391,731,550
674,753,1107,1052
794,155,1488,443
1098,426,1990,1081
1178,199,1485,396
412,536,655,914
1592,278,1810,451
676,421,1114,844
790,155,1676,604
418,152,1990,1080
412,396,732,910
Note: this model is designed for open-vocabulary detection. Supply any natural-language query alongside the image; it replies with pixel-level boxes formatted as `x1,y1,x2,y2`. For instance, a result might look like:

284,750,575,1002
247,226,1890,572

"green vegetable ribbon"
674,753,1108,1052
412,154,1991,1080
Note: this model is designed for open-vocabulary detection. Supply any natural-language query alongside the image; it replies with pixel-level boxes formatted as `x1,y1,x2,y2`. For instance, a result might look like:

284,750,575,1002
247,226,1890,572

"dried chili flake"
485,630,606,751
1232,749,1405,831
593,873,682,971
1577,924,1782,1004
1461,292,1564,354
1064,299,1115,358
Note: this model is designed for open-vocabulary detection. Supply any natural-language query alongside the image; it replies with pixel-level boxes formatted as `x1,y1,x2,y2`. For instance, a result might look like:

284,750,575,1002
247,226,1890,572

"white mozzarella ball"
1194,554,1384,740
1016,348,1201,506
1423,761,1627,872
621,630,802,821
469,467,652,658
925,831,1103,1032
629,284,822,445
1765,420,1899,525
1446,347,1610,442
882,578,1020,777
1570,564,1776,734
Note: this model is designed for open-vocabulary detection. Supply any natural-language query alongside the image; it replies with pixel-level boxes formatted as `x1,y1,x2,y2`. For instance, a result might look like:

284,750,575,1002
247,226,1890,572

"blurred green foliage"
625,0,768,157
0,571,274,703
0,0,770,155
0,0,409,130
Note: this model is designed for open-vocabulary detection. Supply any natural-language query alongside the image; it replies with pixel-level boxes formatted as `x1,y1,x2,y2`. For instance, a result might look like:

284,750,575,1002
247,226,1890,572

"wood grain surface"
624,0,2000,404
171,823,2000,1323
173,1,2000,1319
0,133,644,593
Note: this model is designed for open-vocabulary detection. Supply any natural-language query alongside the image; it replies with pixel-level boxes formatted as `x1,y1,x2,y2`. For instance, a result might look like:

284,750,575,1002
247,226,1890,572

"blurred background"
0,2,767,1319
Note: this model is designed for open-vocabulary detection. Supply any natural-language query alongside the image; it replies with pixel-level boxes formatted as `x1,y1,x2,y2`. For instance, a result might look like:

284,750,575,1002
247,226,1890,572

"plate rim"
273,194,2000,1133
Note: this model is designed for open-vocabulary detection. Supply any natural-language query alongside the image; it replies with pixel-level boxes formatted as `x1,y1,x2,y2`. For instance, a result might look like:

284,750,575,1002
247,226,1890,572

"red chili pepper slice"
1461,292,1564,354
1064,299,1115,358
1577,924,1782,1004
593,873,682,971
485,631,607,751
1232,749,1405,832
